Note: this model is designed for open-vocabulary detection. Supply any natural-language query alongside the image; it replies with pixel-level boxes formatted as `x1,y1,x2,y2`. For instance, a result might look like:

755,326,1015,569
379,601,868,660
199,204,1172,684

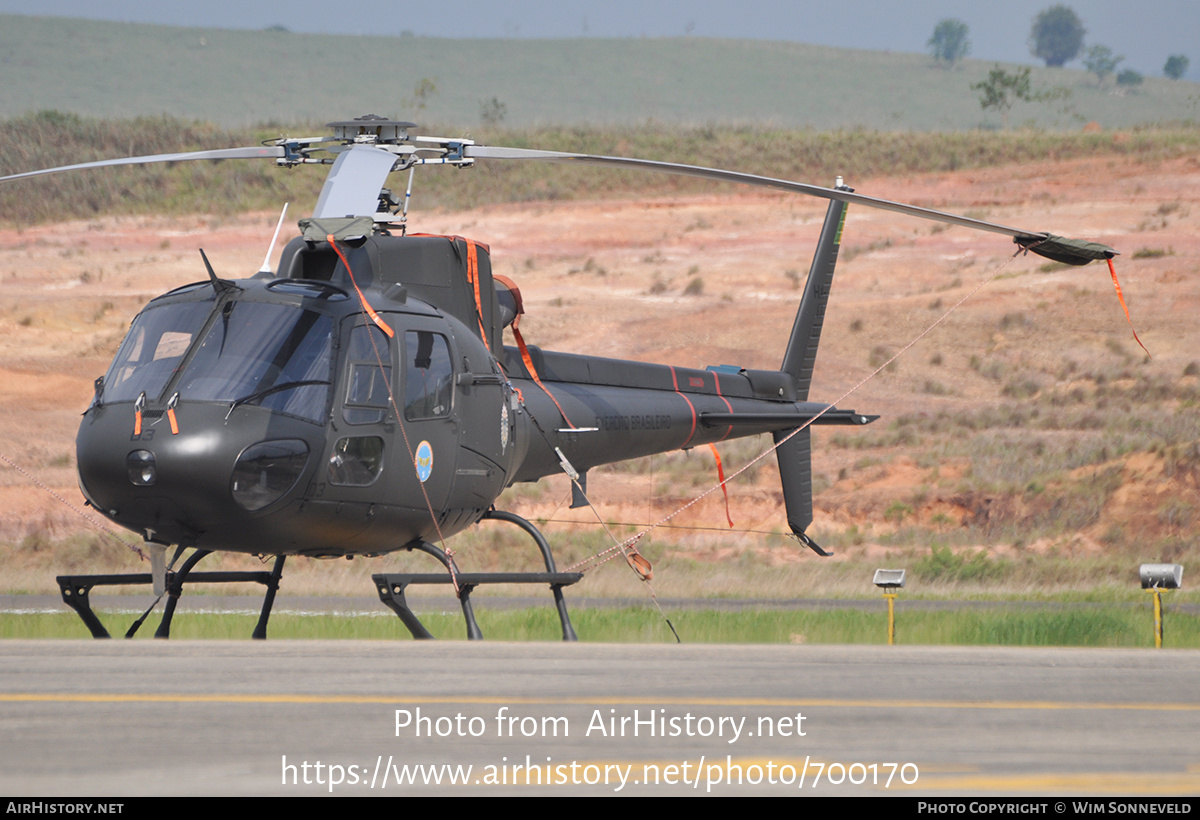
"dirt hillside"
0,150,1196,592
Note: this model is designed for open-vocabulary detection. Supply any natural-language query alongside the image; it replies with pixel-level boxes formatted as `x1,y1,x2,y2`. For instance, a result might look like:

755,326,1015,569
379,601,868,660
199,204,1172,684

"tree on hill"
405,77,438,112
972,65,1071,129
479,97,507,125
1164,55,1189,80
1083,45,1122,87
1029,5,1085,67
928,19,970,68
1116,69,1144,88
973,66,1034,129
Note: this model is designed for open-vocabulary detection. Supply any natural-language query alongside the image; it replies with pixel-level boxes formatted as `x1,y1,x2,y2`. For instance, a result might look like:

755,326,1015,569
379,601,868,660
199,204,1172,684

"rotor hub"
327,115,418,145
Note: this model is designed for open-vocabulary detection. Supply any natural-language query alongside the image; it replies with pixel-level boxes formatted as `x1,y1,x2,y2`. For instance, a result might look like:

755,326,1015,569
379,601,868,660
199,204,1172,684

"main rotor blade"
465,145,1110,255
0,146,286,184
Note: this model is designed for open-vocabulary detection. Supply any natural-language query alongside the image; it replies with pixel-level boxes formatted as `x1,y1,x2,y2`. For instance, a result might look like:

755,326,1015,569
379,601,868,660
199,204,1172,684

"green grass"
6,604,1198,648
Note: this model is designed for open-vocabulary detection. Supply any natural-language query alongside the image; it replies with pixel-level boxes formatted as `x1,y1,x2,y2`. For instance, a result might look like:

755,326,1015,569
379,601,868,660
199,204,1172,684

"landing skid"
58,510,581,641
373,509,581,641
57,550,287,639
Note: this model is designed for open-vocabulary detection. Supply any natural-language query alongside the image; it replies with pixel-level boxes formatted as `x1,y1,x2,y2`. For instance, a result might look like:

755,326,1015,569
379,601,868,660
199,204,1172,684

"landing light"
126,450,156,486
230,439,310,511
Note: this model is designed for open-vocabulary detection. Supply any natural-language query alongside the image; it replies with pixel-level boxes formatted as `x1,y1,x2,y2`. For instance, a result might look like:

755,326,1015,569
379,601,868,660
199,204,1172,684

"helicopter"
0,115,1117,641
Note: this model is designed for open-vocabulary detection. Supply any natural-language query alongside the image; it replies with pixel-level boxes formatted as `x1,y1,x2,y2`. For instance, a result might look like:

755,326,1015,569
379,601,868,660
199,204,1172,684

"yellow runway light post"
1139,564,1183,648
873,569,906,645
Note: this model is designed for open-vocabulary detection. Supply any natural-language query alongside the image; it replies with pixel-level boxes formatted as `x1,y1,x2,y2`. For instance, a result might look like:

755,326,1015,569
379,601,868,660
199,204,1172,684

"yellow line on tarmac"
1,693,1199,711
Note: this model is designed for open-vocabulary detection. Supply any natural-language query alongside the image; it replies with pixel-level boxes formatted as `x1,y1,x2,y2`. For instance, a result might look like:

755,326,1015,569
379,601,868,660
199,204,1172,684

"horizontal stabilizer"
700,409,877,427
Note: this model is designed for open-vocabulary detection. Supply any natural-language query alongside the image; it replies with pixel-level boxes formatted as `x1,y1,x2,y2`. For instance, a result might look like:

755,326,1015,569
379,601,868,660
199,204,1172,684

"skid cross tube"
56,551,287,639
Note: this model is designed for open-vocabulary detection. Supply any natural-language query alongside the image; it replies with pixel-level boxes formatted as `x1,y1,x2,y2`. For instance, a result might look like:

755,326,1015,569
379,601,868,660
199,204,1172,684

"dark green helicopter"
1,116,1117,640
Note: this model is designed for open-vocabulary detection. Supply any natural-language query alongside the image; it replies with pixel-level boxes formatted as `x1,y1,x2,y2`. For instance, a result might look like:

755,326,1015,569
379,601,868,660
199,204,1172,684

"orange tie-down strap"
409,234,493,351
464,238,490,352
622,533,654,581
1107,258,1150,358
491,273,576,428
328,235,394,338
511,315,575,429
708,443,734,528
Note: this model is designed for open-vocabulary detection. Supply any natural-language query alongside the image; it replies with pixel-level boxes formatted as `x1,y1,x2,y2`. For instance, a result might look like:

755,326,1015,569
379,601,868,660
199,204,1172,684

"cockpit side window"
343,324,393,425
404,331,453,420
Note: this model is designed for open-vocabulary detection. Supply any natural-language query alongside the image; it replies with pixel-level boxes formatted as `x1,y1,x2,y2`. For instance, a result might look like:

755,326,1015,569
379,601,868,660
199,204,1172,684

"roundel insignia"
500,402,510,452
414,440,434,483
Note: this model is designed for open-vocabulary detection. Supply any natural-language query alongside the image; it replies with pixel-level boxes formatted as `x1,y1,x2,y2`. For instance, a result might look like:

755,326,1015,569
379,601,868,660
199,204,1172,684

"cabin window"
404,331,453,420
328,436,384,486
342,324,392,425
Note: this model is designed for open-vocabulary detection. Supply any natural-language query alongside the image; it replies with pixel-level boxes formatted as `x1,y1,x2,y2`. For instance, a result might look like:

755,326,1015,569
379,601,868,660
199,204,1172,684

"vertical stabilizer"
780,185,851,400
775,188,851,556
773,426,832,555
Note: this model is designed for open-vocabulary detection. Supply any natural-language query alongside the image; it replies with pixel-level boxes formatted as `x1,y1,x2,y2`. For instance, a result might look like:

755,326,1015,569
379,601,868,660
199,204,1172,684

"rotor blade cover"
1015,234,1117,265
312,145,398,219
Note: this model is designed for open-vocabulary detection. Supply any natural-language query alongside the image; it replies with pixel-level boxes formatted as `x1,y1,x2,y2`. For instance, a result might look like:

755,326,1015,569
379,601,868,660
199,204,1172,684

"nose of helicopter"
77,402,321,547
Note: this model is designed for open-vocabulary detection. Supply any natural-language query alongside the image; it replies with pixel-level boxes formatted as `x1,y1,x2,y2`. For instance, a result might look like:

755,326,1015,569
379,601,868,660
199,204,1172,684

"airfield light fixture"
1139,564,1183,648
873,569,906,645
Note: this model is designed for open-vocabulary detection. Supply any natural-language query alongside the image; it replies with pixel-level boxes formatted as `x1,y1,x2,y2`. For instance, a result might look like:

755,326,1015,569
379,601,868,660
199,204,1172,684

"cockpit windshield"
103,301,212,404
177,302,333,423
101,298,334,424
